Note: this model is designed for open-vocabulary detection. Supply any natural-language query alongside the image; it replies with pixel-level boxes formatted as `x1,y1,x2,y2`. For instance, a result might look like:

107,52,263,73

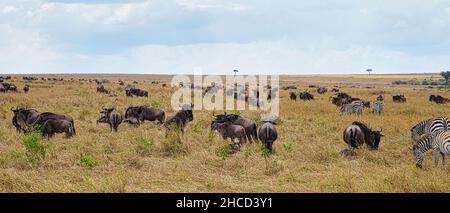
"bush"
216,144,231,160
160,133,188,157
80,154,98,168
21,132,47,164
135,137,154,157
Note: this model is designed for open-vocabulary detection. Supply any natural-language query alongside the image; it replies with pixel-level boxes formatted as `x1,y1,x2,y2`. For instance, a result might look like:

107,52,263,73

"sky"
0,0,449,75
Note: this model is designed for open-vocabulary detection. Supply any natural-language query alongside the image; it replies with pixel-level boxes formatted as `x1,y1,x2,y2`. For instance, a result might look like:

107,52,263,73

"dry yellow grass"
0,74,449,192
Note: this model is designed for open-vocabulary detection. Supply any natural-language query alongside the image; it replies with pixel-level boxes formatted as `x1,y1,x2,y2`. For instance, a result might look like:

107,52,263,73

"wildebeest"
1,83,17,92
126,88,148,97
341,121,383,155
330,92,356,107
96,85,111,94
11,108,76,135
211,122,247,147
376,95,384,101
429,95,449,104
23,85,29,93
97,108,123,132
125,105,165,124
164,104,193,134
118,80,125,86
340,103,363,115
41,119,75,138
212,113,258,142
317,87,328,94
299,91,314,101
283,85,297,90
11,107,41,132
371,101,384,114
258,121,278,153
331,88,340,92
289,92,297,101
393,95,406,103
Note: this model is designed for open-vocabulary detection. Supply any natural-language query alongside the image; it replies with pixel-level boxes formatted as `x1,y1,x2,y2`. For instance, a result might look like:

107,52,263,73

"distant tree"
366,69,373,76
441,71,450,87
233,69,239,77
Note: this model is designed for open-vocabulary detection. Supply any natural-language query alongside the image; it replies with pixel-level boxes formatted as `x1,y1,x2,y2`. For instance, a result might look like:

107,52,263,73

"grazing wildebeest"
331,88,340,92
212,113,258,142
258,121,278,153
341,121,383,155
125,105,165,124
1,83,17,92
23,85,29,93
371,100,384,114
393,95,406,103
126,88,148,97
330,92,355,107
211,122,247,147
299,91,314,101
118,80,125,86
283,85,297,90
0,84,6,92
340,103,363,115
34,112,76,135
41,119,75,138
376,95,384,101
429,95,449,104
317,87,328,94
11,107,41,132
164,105,193,134
96,85,111,94
289,92,297,101
97,108,123,132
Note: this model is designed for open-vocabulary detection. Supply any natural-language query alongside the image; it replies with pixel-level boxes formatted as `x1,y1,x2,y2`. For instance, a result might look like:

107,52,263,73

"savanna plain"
0,74,449,192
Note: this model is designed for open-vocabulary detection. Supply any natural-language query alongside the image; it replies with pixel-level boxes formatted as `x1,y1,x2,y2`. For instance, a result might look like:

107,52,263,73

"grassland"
0,73,449,192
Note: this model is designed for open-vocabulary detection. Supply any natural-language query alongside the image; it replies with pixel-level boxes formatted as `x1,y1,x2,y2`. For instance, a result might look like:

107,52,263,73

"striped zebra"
371,101,384,114
411,116,450,144
412,130,450,168
340,103,363,115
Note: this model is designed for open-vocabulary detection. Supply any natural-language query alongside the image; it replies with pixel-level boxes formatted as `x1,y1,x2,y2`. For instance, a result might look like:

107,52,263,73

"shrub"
21,132,47,164
135,137,154,157
80,154,98,168
216,144,231,160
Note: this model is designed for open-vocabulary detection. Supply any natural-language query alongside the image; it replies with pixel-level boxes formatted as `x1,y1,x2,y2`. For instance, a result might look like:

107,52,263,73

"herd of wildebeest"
2,76,450,168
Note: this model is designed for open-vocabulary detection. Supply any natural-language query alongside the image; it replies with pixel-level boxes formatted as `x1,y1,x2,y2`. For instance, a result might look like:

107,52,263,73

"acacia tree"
441,71,450,87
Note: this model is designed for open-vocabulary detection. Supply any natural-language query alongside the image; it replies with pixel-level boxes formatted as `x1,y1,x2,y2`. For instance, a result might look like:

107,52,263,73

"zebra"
340,103,363,115
371,101,384,114
412,130,450,168
411,116,450,145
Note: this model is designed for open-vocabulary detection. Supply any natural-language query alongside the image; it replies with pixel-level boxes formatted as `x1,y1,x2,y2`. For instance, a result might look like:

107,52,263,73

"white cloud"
0,25,61,73
176,0,248,11
2,5,18,14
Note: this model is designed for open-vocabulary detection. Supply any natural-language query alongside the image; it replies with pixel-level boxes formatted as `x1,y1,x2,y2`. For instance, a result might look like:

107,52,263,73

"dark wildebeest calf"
258,121,278,153
212,114,258,142
211,122,247,149
97,108,123,132
41,119,75,138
